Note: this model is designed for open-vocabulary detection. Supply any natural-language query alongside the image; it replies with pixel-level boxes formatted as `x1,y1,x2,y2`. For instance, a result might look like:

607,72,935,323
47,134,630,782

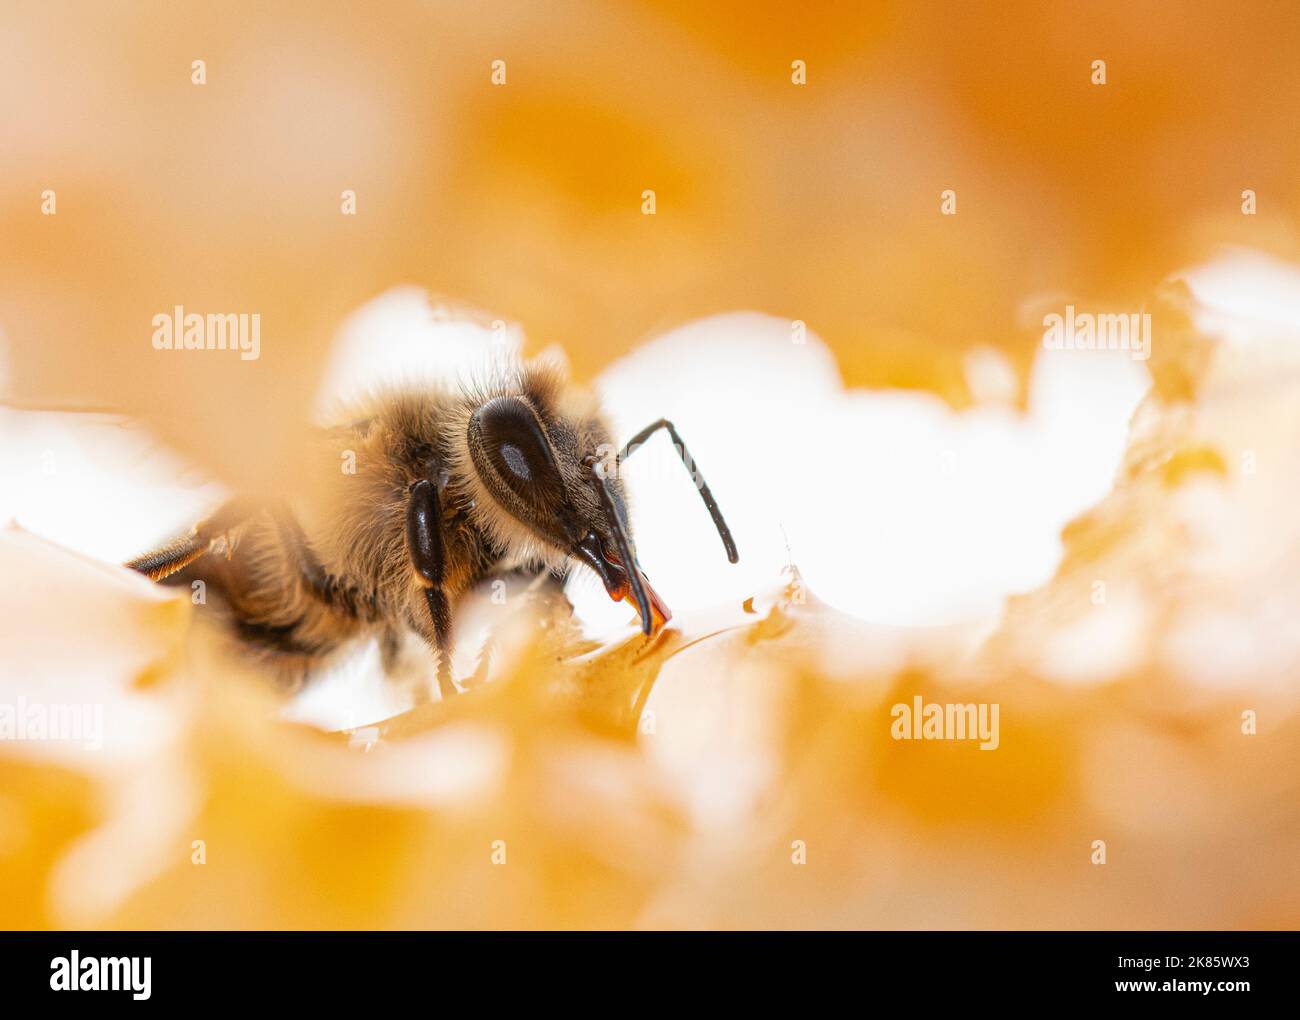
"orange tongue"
602,547,672,633
624,565,672,632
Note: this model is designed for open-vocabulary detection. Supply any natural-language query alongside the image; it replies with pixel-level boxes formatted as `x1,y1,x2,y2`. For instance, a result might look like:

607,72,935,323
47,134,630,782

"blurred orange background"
3,2,1300,930
4,0,1298,482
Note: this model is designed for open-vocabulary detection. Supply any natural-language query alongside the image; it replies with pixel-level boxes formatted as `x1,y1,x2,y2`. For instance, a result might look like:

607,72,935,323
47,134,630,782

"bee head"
463,377,670,634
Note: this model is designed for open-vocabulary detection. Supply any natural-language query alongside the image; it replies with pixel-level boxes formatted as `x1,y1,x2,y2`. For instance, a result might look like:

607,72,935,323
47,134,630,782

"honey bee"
126,355,738,698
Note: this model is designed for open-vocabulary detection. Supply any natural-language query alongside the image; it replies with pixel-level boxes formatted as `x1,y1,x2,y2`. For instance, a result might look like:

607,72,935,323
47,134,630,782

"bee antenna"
617,419,738,564
585,458,654,635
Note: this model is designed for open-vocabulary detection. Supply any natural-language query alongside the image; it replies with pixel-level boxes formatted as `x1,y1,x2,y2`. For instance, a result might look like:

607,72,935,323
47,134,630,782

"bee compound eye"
470,396,567,507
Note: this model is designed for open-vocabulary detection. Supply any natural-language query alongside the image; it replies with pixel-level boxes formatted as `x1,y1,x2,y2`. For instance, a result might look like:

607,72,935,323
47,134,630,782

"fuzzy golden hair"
148,353,629,689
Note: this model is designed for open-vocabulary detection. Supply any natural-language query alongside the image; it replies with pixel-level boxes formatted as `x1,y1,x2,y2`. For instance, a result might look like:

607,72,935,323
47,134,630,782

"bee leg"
125,533,210,582
406,478,458,700
617,419,739,564
125,497,262,581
